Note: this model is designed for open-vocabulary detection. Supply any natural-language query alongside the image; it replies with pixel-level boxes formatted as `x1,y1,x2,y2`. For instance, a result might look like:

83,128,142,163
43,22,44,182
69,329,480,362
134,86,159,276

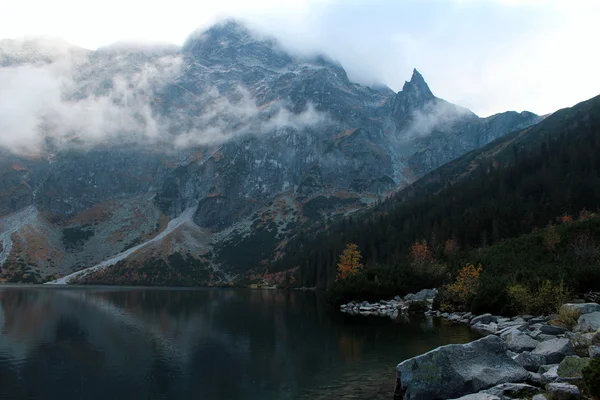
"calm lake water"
0,286,478,400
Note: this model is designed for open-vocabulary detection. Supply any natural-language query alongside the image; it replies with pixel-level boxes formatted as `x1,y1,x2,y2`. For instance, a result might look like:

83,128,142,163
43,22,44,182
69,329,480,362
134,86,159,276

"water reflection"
0,287,478,400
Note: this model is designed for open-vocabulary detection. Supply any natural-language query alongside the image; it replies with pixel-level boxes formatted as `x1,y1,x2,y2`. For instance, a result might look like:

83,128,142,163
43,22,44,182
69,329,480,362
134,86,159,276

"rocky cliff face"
0,20,541,283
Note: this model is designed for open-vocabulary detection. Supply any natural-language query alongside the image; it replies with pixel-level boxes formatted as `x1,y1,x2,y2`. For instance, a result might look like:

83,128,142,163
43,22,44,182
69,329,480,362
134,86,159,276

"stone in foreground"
576,311,600,332
532,338,575,364
506,332,540,352
395,335,528,400
545,382,581,400
513,351,546,372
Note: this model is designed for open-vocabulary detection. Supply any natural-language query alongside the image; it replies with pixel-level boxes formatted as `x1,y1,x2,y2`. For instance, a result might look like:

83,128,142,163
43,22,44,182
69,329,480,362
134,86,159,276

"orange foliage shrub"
444,239,460,258
442,263,482,311
561,214,573,223
336,244,363,281
409,240,433,266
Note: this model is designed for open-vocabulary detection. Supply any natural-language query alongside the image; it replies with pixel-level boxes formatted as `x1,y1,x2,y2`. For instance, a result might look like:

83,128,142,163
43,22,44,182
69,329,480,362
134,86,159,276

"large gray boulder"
532,339,575,364
513,352,547,372
575,311,600,332
506,332,540,352
395,335,529,400
546,382,581,400
562,303,600,314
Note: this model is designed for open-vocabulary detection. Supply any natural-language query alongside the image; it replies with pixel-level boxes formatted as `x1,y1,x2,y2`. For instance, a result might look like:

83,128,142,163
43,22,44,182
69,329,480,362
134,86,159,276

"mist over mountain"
0,20,541,284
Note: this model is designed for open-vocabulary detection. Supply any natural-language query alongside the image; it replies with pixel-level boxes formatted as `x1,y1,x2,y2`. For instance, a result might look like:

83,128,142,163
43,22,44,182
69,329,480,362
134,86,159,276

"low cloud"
0,40,328,155
400,101,473,139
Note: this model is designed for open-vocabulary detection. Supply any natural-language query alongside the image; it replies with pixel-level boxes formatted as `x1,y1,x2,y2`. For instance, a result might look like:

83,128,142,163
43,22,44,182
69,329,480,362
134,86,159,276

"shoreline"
340,290,600,399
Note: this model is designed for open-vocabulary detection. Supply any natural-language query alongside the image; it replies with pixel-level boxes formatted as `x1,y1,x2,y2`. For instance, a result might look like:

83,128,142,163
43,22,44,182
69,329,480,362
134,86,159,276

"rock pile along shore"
340,292,600,399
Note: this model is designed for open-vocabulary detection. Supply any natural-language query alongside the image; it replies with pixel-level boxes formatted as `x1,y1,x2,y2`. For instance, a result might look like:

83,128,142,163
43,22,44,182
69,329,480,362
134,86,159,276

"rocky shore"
340,289,438,318
340,292,600,399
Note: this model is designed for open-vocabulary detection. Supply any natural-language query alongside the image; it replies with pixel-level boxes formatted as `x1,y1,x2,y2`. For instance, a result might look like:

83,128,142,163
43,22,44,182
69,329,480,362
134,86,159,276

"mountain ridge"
0,20,542,284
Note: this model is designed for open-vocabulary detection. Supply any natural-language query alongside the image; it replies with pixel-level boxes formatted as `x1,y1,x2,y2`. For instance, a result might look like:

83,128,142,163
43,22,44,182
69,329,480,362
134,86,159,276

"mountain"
0,20,541,284
275,93,600,296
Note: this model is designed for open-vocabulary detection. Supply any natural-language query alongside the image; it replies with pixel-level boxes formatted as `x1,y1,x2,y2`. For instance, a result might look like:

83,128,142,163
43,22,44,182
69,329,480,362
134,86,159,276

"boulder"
541,365,559,383
540,325,568,335
395,335,528,400
480,383,540,398
590,345,600,358
507,332,541,352
545,382,581,400
533,395,548,400
498,326,522,339
575,312,600,332
530,318,546,324
532,339,575,364
557,356,590,378
514,352,547,372
539,334,559,342
472,322,498,335
449,395,500,400
412,288,438,301
529,329,544,339
528,372,544,386
471,313,498,326
562,303,600,315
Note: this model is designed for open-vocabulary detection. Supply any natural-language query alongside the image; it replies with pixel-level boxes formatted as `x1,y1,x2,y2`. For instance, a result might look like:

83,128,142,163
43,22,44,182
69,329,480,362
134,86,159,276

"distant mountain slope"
275,94,600,288
0,20,541,284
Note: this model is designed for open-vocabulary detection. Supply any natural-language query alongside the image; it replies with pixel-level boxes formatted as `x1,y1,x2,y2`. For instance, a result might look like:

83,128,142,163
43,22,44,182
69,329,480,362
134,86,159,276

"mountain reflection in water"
0,286,478,400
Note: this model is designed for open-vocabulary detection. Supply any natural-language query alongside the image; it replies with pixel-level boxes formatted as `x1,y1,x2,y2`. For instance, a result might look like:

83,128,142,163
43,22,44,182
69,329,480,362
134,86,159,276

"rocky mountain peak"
182,19,294,68
401,68,434,99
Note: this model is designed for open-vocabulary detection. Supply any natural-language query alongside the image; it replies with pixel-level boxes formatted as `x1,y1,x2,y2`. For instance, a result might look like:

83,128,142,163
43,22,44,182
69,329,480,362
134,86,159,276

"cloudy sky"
1,0,599,116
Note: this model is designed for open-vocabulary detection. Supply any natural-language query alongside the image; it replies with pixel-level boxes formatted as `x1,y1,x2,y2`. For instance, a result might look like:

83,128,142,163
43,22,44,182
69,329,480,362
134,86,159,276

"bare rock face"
395,335,529,400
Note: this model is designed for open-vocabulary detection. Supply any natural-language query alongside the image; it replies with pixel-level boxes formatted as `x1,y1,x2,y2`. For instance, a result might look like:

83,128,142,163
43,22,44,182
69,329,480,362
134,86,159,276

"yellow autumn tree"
336,243,363,281
443,263,483,311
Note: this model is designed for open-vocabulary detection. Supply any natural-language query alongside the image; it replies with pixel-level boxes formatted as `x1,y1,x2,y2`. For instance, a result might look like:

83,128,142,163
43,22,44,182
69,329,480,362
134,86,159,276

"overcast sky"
1,0,599,116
